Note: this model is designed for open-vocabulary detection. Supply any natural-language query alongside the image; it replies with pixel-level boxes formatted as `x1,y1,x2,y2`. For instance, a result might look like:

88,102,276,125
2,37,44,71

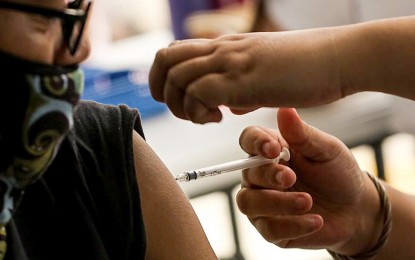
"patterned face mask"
0,51,84,225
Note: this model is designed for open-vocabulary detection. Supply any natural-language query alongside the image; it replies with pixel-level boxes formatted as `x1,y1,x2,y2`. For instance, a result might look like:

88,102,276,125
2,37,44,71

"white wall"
265,0,415,30
89,0,170,44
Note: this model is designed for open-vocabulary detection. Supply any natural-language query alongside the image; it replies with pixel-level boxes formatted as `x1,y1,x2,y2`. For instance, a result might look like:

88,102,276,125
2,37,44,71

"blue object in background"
81,66,167,119
168,0,211,39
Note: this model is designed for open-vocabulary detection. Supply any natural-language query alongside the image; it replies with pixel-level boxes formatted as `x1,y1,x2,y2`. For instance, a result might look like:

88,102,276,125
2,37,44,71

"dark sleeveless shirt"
5,101,146,260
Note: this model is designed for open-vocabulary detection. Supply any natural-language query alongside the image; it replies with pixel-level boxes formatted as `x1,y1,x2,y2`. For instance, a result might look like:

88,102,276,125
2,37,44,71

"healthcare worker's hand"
236,108,384,256
149,30,344,124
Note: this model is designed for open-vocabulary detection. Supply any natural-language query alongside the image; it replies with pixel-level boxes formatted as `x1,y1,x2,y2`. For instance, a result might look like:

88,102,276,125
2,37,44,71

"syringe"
175,147,290,182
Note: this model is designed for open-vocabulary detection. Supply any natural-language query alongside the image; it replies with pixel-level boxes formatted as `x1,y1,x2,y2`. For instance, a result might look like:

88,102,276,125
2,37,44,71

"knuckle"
222,52,252,76
241,126,263,141
168,40,182,47
239,126,257,144
211,42,252,73
166,67,181,90
235,189,250,214
154,48,168,64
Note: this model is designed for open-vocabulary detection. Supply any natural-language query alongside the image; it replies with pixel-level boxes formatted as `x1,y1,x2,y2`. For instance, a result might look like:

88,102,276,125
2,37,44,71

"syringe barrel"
186,155,276,179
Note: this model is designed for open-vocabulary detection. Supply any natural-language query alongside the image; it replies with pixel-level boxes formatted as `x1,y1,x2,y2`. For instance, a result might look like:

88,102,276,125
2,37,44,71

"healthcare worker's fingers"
149,40,214,102
277,108,344,162
185,72,260,114
239,124,288,159
183,95,222,123
251,215,324,246
237,188,313,217
163,57,222,121
241,164,296,190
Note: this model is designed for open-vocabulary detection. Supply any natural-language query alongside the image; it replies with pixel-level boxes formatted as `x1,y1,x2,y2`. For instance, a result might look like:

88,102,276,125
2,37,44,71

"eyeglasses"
0,0,92,55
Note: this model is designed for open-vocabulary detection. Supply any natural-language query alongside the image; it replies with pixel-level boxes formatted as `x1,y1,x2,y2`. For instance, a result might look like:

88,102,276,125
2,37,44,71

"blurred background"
83,0,415,259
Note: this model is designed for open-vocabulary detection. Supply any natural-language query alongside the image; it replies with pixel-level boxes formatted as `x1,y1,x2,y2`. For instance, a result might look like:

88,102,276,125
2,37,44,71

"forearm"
377,183,415,259
335,16,415,100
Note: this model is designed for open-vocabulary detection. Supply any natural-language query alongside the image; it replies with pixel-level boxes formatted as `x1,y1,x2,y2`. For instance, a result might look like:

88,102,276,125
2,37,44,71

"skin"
148,13,415,257
149,16,415,124
0,1,216,259
237,108,415,258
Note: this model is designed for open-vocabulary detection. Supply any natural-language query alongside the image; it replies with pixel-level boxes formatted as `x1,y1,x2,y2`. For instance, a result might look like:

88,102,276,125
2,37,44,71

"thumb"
277,108,341,161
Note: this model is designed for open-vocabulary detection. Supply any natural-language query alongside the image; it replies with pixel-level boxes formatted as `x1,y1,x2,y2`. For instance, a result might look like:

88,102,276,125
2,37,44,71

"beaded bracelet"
327,171,392,260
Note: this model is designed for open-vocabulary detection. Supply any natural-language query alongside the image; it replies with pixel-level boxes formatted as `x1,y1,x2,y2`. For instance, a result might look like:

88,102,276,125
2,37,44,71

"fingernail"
307,216,322,230
262,142,271,155
296,196,307,211
275,172,284,185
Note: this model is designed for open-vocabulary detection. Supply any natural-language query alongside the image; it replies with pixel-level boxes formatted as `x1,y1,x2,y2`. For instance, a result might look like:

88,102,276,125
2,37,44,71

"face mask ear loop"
0,175,17,226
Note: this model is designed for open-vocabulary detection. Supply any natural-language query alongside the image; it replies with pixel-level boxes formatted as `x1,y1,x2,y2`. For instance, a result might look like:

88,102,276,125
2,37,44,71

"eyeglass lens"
65,0,91,55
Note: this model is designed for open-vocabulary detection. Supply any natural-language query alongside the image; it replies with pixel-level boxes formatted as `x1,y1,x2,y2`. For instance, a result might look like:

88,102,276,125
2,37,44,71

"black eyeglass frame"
0,0,92,55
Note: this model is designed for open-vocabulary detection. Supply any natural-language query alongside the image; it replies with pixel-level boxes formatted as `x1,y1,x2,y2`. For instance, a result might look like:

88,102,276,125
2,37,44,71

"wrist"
333,20,396,97
351,172,384,255
328,171,392,259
